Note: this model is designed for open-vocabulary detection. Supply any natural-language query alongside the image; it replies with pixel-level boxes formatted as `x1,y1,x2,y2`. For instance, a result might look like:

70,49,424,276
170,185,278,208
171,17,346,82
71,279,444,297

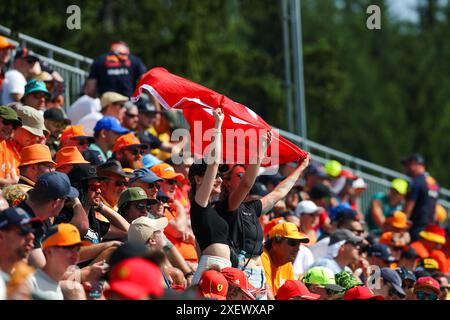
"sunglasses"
349,229,365,236
286,238,301,247
166,179,177,185
126,147,145,156
125,112,139,118
134,202,152,211
77,139,91,146
148,183,160,190
2,119,20,129
31,92,47,100
415,291,438,300
114,180,128,187
88,182,101,192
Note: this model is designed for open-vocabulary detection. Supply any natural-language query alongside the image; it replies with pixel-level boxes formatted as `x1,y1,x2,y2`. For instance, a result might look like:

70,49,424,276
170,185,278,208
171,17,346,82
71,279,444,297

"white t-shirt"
77,112,103,136
293,245,315,279
2,69,27,105
26,268,64,300
67,94,101,125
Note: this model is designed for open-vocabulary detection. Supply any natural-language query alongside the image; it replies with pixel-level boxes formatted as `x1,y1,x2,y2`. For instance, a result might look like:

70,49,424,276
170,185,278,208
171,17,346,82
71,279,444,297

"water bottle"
237,250,246,270
89,279,105,300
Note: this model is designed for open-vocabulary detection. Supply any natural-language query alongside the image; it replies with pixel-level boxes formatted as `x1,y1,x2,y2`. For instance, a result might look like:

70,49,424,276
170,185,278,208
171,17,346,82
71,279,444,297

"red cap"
340,169,357,180
198,270,229,300
419,224,446,245
276,280,320,300
343,286,384,300
414,277,440,295
106,257,164,300
221,267,257,300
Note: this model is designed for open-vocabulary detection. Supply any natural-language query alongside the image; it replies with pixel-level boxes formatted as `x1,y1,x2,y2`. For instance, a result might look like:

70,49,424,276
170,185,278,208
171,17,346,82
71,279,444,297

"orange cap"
19,144,56,167
386,211,411,230
42,223,90,249
268,222,310,243
150,163,184,181
113,133,146,152
60,125,94,144
0,36,16,50
55,146,90,168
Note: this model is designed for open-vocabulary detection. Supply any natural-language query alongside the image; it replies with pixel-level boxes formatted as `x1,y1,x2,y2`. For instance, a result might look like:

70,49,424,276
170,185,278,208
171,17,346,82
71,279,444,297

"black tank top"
190,199,230,252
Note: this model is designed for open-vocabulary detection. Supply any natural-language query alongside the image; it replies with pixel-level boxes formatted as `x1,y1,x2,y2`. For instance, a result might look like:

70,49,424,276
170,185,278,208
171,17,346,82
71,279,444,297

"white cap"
295,200,323,216
352,178,367,189
128,216,168,245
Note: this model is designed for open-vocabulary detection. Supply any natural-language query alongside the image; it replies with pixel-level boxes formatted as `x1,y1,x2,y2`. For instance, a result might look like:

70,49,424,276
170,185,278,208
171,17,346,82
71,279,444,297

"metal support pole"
290,0,308,149
282,0,294,133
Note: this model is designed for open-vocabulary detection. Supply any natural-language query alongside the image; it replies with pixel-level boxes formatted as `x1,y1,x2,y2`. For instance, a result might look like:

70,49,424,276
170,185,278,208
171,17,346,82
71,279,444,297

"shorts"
191,255,232,285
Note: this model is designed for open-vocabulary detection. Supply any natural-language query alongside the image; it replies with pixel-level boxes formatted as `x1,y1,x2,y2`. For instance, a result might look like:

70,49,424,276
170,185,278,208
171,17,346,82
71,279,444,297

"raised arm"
227,131,272,211
194,108,224,207
260,154,310,214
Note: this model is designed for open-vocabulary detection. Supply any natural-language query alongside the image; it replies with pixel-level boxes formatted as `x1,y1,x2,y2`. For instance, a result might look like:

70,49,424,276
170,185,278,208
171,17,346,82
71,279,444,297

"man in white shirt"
27,223,87,300
2,48,41,105
67,94,101,125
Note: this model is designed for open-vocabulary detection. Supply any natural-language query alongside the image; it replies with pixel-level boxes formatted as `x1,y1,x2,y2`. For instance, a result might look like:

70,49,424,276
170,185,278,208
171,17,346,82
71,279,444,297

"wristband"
184,271,195,278
96,202,104,212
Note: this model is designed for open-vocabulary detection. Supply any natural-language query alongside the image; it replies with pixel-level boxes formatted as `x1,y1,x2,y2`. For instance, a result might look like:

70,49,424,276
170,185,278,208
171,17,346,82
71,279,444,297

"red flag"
132,67,308,166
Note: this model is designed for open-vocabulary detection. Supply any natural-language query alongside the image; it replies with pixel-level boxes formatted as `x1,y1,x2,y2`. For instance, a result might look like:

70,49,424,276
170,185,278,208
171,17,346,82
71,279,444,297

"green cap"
324,160,342,177
391,178,408,195
117,187,157,210
0,106,22,127
334,271,363,291
24,79,50,98
303,266,344,292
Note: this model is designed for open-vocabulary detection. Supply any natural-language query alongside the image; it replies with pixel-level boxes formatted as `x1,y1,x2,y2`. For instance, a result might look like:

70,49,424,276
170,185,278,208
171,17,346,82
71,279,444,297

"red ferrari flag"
132,67,308,166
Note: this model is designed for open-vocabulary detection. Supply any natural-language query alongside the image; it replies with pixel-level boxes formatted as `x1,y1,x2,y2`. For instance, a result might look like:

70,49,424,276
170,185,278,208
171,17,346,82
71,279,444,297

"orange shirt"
410,240,448,273
261,248,296,296
163,206,198,262
0,140,20,180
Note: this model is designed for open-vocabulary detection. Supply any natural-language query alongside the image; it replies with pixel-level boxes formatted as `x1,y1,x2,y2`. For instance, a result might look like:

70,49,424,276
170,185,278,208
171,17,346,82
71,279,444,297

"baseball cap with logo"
268,222,310,243
128,216,168,245
24,80,50,98
0,206,42,231
97,160,133,178
106,257,164,299
276,280,320,300
220,267,258,300
19,144,56,167
100,92,128,109
367,244,397,263
198,270,229,300
151,163,184,182
0,106,22,128
303,266,344,292
67,164,108,184
41,223,90,249
414,276,440,295
30,171,79,200
113,133,148,153
118,187,157,210
94,116,129,134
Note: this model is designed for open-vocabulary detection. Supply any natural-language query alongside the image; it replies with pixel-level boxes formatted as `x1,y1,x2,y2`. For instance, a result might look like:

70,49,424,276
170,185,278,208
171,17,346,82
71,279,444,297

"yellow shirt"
148,127,171,161
261,248,296,296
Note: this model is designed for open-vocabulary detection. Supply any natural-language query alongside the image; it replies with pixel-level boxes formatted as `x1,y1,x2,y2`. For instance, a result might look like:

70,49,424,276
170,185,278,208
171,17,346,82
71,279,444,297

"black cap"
304,164,328,178
136,93,157,113
82,149,105,167
396,267,416,283
309,183,331,200
108,241,149,270
367,244,397,262
43,108,71,124
401,153,426,165
188,160,229,181
329,228,363,245
401,246,419,260
14,47,40,63
97,159,133,178
249,182,268,197
156,189,170,203
68,164,108,184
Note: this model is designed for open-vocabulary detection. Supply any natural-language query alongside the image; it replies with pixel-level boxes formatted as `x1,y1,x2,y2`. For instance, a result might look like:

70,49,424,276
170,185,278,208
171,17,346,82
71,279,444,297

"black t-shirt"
190,199,230,252
218,199,264,257
88,52,146,97
17,201,51,249
407,173,439,230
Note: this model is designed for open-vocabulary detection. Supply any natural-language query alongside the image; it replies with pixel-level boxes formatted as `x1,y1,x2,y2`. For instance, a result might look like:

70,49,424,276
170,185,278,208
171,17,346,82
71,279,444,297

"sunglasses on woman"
415,291,438,300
